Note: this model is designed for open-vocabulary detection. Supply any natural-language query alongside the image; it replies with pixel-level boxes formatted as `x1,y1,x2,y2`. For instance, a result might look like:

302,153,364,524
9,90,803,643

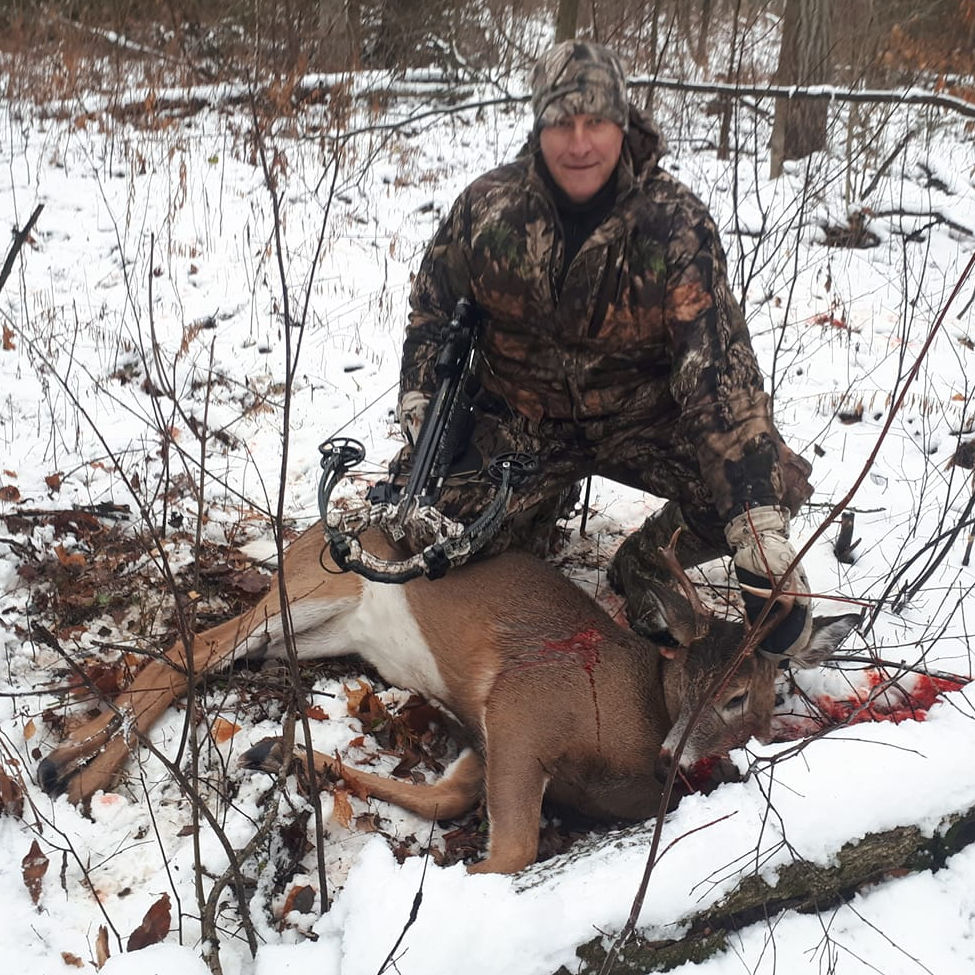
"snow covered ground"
1,56,974,975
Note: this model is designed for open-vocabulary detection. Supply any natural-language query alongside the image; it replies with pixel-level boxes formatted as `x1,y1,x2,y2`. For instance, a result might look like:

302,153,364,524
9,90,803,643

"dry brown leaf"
331,788,355,829
305,704,329,721
95,925,111,969
231,568,271,594
355,812,381,833
23,718,36,741
45,472,63,492
2,324,14,351
0,767,24,819
343,678,373,715
0,484,21,503
61,952,84,968
126,893,171,951
281,884,316,917
54,544,86,568
211,717,241,744
22,839,49,905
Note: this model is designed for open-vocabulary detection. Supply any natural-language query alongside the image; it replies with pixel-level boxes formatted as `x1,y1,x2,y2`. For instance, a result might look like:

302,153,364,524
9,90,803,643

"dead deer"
38,524,857,873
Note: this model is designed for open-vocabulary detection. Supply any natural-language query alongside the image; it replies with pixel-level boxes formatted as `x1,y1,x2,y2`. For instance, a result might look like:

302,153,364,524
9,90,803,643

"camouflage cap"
531,41,629,131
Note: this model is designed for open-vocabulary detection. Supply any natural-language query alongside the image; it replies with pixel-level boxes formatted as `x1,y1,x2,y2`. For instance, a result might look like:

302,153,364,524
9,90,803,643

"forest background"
2,3,975,975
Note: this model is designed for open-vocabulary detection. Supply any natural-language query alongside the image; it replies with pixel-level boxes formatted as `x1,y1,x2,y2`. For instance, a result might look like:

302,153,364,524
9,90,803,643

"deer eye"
724,692,748,711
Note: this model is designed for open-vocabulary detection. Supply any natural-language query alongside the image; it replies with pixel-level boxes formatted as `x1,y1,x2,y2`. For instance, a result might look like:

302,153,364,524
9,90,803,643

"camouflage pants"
385,398,813,579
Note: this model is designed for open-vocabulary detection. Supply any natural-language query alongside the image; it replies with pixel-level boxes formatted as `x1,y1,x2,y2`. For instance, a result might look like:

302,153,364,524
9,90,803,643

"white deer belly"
342,580,451,704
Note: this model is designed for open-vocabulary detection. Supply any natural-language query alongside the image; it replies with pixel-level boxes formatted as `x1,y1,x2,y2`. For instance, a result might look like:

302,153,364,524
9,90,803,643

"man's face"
539,113,624,203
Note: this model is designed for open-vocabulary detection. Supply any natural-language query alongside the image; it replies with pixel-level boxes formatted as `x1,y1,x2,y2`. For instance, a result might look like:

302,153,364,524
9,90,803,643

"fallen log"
561,801,975,975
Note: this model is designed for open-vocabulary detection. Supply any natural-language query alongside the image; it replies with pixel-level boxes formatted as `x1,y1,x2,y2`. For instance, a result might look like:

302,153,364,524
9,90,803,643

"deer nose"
655,749,674,783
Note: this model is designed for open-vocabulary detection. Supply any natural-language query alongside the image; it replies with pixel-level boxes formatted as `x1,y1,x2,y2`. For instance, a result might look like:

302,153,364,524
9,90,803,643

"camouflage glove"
725,505,812,664
397,391,430,446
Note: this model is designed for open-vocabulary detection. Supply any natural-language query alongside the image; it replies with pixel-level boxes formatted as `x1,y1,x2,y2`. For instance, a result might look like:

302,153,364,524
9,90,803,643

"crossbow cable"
317,437,536,583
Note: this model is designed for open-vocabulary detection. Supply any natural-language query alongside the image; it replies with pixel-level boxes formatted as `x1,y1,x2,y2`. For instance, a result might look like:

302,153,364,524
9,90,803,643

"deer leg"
467,720,549,874
244,740,485,821
38,523,361,803
37,610,271,802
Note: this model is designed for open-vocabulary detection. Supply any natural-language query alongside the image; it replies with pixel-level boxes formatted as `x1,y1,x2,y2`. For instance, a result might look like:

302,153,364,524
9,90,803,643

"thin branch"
0,203,43,295
630,76,975,121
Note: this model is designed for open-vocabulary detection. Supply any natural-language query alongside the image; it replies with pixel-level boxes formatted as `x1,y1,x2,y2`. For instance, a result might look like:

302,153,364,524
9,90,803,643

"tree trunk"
555,0,580,42
558,800,975,974
770,0,832,177
695,0,714,68
717,0,742,160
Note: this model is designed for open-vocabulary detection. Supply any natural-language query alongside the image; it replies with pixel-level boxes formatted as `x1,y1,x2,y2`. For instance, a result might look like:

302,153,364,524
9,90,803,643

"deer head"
647,531,858,787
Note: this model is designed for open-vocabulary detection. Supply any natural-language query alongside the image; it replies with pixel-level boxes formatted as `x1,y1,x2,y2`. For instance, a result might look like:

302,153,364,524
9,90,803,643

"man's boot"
606,501,726,637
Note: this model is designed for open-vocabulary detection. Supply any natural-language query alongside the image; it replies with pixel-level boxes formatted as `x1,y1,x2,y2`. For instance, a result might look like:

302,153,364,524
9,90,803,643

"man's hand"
725,505,812,663
397,391,430,446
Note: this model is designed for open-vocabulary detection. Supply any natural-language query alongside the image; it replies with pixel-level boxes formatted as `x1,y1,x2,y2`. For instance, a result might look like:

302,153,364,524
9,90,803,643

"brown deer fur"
39,525,857,873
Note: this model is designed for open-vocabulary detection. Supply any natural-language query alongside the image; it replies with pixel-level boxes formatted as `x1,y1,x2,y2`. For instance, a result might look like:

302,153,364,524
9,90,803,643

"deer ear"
790,613,860,668
643,581,709,647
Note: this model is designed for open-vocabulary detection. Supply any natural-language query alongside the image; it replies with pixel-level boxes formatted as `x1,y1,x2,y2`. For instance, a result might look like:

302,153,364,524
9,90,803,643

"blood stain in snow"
814,672,966,725
773,671,968,741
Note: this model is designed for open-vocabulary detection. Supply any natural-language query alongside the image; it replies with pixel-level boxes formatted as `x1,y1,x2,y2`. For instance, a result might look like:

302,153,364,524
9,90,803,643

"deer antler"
657,528,711,640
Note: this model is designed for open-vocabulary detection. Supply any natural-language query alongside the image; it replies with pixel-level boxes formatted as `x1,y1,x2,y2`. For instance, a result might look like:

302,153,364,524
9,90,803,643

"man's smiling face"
539,113,624,203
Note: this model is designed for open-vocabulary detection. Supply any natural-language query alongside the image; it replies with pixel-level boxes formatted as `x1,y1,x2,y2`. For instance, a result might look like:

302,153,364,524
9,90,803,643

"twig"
629,75,975,121
893,491,975,611
823,656,971,686
250,89,343,916
0,203,43,296
376,818,438,975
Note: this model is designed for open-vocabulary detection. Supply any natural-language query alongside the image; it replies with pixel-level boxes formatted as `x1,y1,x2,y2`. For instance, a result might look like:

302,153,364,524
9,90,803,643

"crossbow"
317,298,536,583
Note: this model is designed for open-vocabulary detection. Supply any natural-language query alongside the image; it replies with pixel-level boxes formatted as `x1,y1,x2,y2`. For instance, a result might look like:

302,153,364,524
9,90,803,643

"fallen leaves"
94,925,110,969
66,655,144,700
126,893,171,951
22,839,49,905
211,716,242,744
55,544,86,569
281,884,316,917
331,787,355,828
343,678,375,715
0,766,25,818
344,679,392,732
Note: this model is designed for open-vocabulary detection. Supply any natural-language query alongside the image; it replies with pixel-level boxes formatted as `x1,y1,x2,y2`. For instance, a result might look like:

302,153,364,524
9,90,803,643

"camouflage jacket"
401,105,786,519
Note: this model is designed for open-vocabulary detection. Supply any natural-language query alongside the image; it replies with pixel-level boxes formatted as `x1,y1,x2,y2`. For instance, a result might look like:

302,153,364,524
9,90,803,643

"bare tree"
770,0,832,177
556,0,581,41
